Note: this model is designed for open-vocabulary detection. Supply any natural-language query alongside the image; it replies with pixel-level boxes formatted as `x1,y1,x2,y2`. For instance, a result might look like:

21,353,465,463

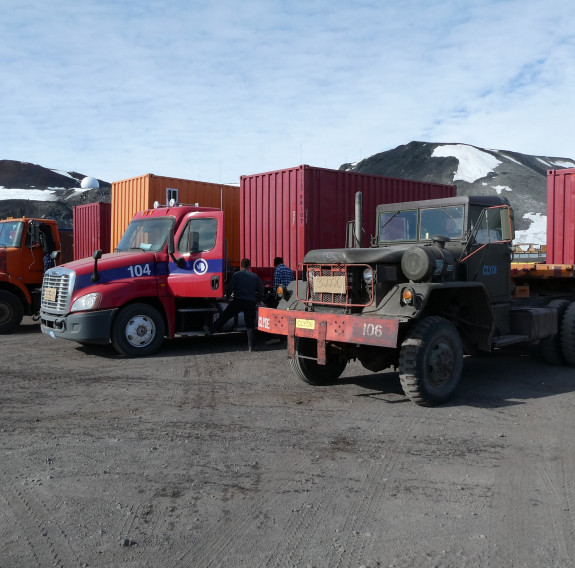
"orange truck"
0,218,61,333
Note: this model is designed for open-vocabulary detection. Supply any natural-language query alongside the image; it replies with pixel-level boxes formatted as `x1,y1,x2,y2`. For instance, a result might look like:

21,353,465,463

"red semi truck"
39,204,248,356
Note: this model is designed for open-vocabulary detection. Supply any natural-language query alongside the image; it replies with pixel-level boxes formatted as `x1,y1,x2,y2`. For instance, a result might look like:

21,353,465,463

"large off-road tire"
111,303,165,357
399,316,463,406
539,299,570,365
560,301,575,366
290,337,347,385
0,290,24,334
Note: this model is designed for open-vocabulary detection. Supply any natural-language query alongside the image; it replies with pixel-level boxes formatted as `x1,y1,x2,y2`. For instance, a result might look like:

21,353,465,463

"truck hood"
57,251,160,275
303,246,412,265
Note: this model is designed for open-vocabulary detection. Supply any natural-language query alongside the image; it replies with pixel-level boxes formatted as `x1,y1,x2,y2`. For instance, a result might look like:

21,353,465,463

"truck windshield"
420,205,464,240
0,221,23,247
379,210,418,242
115,217,175,252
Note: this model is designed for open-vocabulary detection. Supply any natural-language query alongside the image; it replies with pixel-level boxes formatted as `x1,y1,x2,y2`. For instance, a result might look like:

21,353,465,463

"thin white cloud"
0,0,574,184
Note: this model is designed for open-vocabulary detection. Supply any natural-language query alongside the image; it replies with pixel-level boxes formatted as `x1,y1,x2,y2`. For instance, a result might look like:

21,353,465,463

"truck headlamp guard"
400,286,416,306
276,284,291,301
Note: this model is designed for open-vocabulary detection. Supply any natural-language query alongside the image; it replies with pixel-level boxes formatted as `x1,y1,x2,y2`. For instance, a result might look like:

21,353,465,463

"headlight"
276,284,291,300
71,293,101,312
362,267,373,285
400,286,415,306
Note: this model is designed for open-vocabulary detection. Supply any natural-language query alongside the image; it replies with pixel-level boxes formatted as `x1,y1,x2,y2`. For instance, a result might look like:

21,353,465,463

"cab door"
463,206,513,303
167,211,225,298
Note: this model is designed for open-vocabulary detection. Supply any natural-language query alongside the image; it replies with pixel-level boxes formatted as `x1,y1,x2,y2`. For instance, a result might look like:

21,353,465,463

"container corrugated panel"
240,165,457,271
57,228,74,264
111,174,240,266
73,202,112,260
546,168,575,264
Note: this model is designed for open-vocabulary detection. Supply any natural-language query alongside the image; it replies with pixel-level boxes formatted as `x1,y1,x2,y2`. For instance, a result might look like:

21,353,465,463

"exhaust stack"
354,191,363,248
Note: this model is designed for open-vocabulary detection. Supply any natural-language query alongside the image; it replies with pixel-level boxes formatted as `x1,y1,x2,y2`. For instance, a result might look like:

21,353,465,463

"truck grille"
304,263,373,308
41,267,75,314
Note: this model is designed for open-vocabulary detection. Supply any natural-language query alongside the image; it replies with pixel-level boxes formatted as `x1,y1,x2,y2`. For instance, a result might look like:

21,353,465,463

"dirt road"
2,318,575,568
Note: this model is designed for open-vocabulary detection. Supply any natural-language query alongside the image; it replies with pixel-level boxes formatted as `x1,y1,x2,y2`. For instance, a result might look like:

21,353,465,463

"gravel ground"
1,318,575,568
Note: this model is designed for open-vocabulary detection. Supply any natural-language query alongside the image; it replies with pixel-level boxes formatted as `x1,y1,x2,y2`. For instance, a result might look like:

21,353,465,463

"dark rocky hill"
340,141,575,234
0,160,111,228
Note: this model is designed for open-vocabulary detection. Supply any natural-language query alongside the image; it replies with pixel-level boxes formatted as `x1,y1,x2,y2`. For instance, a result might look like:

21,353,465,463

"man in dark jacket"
204,258,264,351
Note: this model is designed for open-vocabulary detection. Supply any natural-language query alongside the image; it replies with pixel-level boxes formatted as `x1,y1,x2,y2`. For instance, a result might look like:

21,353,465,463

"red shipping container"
546,168,575,265
73,202,112,260
240,165,456,271
57,228,74,264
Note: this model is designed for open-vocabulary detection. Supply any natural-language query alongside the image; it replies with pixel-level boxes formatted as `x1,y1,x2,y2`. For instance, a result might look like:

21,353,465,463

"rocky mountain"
2,143,574,241
0,160,111,228
340,141,575,241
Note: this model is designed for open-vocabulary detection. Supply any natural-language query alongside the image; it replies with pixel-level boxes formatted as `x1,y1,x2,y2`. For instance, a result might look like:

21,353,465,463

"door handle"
211,275,219,290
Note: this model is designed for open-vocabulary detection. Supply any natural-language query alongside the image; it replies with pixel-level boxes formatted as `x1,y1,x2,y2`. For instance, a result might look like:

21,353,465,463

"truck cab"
40,204,239,356
0,218,60,333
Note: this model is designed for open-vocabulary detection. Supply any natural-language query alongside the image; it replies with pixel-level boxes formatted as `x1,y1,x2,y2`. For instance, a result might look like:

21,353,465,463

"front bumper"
257,306,400,363
40,308,118,344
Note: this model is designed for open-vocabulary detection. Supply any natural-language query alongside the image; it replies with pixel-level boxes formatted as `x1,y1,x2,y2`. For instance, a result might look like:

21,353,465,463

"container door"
167,211,225,298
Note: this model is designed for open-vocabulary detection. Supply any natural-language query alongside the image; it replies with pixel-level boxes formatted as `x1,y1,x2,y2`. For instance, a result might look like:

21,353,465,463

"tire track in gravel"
324,410,428,568
165,452,315,568
0,485,80,568
487,391,575,567
241,408,428,568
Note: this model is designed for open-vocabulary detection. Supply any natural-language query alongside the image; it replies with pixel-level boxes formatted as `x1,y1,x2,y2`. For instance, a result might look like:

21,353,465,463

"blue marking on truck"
75,262,163,289
168,258,223,274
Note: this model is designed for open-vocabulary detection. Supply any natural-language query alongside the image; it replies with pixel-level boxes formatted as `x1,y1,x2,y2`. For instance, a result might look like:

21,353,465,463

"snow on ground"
0,187,90,201
514,213,547,245
536,157,575,169
491,185,513,194
51,169,76,180
432,144,502,183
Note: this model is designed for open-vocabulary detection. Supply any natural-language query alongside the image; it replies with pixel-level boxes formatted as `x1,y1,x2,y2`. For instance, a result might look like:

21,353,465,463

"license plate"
296,319,315,330
44,287,58,302
312,275,346,294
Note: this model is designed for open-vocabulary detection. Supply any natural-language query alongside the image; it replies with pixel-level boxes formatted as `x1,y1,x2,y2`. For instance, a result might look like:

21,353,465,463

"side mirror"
92,249,102,282
167,228,185,268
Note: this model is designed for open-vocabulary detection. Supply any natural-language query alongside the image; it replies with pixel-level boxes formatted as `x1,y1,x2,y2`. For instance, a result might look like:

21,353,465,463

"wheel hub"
428,341,454,385
126,315,155,347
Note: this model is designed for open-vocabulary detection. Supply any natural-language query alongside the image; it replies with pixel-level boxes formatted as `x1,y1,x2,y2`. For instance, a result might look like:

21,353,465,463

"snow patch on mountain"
432,144,502,183
492,185,513,194
514,213,547,245
0,187,91,201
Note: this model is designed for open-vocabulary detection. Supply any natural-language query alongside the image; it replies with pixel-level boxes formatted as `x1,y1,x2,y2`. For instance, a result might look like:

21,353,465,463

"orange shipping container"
112,174,240,266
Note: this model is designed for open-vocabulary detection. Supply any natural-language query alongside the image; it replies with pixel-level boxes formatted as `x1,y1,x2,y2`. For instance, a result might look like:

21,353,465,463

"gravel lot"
2,317,575,568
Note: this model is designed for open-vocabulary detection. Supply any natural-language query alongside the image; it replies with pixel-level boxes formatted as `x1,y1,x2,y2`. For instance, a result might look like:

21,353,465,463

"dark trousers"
211,299,257,347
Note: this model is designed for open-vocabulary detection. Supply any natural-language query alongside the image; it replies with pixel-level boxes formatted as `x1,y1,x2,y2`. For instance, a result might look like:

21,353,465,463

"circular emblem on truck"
193,259,208,275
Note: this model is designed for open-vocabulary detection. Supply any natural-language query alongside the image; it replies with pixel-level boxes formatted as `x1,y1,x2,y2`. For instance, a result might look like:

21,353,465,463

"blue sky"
1,0,574,185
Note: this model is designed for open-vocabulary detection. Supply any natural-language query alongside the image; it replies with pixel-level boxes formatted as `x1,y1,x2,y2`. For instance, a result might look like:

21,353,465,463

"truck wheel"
111,303,165,357
560,302,575,366
539,299,570,365
399,316,463,406
290,337,347,385
0,290,24,334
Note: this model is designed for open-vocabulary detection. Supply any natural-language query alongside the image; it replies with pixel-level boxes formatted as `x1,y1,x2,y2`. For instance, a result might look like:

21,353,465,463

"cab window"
379,210,417,242
178,218,217,253
420,205,464,240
